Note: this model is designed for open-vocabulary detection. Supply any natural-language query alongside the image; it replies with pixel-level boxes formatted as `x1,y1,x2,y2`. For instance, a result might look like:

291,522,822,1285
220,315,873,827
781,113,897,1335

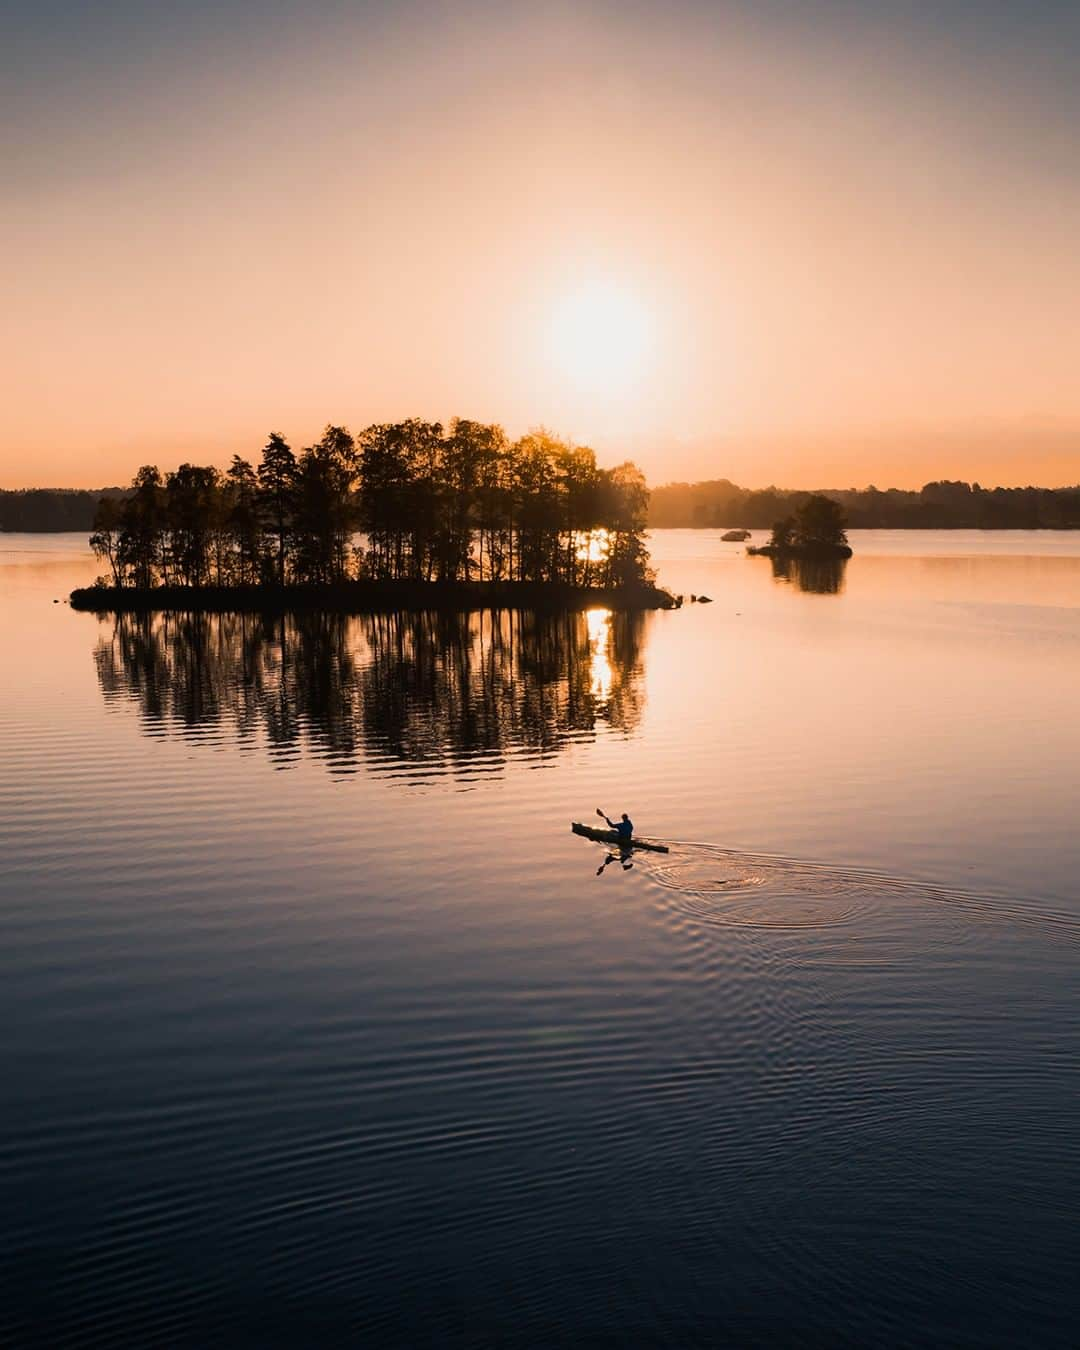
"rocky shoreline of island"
69,579,678,615
746,541,853,560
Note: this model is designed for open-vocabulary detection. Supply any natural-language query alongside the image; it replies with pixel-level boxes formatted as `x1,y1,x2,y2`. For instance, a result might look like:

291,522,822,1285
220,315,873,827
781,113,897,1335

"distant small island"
747,494,854,560
71,419,676,613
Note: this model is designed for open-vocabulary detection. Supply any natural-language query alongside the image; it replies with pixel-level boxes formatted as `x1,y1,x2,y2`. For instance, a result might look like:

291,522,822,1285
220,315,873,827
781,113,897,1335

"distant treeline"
649,479,1080,529
15,469,1080,536
87,421,652,591
0,488,124,532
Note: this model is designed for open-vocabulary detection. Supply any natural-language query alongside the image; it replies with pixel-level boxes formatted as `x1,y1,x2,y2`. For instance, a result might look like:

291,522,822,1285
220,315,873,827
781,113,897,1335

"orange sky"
2,1,1078,490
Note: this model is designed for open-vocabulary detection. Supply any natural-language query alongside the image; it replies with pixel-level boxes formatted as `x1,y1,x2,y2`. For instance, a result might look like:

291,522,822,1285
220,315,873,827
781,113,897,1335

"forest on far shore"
5,473,1080,535
649,478,1080,529
0,488,126,532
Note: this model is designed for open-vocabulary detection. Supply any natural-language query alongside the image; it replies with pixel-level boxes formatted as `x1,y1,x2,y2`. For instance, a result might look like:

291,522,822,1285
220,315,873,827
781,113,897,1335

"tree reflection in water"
769,556,847,594
94,608,649,778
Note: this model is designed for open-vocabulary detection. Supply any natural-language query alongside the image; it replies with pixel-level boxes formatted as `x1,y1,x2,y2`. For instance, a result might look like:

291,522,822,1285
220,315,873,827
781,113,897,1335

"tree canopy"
767,495,850,554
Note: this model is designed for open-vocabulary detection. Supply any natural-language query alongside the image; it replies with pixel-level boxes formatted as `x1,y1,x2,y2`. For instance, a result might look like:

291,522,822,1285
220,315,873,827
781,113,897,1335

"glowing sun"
546,280,654,392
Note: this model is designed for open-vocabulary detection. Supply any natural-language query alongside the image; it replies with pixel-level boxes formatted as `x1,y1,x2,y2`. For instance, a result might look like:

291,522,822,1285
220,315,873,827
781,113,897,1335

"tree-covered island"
71,420,675,613
747,494,854,560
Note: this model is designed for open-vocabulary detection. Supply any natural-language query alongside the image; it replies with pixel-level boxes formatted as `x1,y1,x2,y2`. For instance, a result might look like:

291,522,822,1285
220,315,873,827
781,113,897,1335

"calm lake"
3,530,1078,1347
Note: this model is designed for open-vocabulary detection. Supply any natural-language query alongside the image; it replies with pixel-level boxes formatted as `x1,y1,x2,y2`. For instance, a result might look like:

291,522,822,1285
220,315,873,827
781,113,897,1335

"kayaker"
602,811,634,843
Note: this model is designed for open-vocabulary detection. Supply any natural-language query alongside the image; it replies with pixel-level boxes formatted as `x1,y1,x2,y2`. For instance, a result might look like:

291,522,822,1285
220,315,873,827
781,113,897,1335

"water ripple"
639,843,1080,941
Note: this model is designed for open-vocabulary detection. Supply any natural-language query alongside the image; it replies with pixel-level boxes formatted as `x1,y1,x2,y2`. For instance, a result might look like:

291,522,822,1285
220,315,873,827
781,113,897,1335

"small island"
70,420,676,613
747,494,853,560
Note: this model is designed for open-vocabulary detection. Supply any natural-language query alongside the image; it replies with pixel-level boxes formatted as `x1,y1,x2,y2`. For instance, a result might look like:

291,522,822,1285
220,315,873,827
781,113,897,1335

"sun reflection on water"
587,607,613,704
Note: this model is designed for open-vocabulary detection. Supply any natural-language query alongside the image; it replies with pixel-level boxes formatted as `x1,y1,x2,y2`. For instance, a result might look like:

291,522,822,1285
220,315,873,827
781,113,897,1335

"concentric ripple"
646,845,871,928
641,842,1080,939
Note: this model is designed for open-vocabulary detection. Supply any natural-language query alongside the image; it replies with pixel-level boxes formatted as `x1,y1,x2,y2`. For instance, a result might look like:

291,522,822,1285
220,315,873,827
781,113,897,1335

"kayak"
571,822,670,853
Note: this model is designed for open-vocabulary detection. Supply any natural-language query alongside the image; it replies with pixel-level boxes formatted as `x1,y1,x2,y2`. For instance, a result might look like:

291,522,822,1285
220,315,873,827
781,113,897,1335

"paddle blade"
595,807,605,819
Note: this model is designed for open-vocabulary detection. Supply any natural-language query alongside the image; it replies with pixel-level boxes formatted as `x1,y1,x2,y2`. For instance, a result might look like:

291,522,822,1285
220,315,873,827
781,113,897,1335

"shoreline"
69,579,678,614
746,543,853,560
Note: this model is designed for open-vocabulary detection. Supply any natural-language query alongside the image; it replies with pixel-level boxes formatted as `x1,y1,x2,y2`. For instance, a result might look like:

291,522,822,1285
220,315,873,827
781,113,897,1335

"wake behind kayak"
571,822,670,853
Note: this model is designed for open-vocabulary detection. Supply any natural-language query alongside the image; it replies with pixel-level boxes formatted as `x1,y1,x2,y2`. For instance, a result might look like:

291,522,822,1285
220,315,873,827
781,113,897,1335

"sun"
546,280,654,394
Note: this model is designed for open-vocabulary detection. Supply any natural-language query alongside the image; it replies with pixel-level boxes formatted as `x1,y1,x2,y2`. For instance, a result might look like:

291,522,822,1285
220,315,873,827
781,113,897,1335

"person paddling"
598,808,634,843
594,808,634,873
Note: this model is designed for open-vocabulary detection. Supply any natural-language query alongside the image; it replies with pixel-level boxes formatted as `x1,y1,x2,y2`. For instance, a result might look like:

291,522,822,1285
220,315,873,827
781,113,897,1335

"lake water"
2,530,1078,1347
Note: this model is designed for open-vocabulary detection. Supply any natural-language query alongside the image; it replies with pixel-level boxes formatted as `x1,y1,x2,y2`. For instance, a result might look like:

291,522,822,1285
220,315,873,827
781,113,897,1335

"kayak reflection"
596,846,634,875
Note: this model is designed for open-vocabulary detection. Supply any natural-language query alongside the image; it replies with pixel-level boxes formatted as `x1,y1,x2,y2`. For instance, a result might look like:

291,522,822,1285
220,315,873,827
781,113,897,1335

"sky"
3,0,1078,490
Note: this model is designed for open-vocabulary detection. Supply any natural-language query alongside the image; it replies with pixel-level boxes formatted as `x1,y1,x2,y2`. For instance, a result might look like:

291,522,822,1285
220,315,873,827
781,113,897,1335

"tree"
597,461,651,587
90,496,125,586
226,456,261,585
511,431,564,583
291,426,358,585
357,420,443,581
792,494,848,550
440,420,506,581
557,442,601,585
257,433,297,585
165,463,220,586
769,515,796,551
471,423,510,581
357,422,411,580
119,466,165,588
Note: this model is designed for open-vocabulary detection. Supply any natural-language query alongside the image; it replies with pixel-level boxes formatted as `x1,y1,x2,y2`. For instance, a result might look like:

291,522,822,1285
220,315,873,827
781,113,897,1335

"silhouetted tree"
558,442,602,586
257,433,297,585
292,425,357,584
226,456,261,585
467,422,510,581
512,430,563,583
357,419,444,581
793,494,849,549
769,516,796,550
165,464,220,586
600,461,652,587
120,466,165,588
439,419,506,581
90,496,125,586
